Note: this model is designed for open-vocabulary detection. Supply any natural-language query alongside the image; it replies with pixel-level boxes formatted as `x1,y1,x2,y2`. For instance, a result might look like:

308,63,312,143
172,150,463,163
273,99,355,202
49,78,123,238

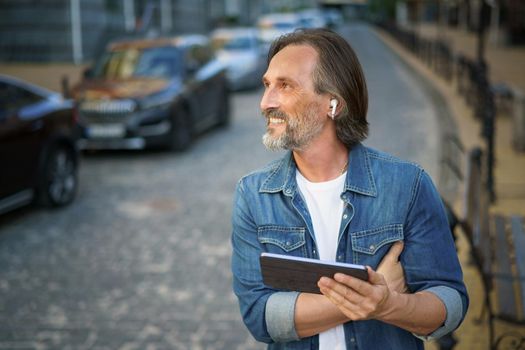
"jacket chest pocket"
257,226,306,257
351,224,403,266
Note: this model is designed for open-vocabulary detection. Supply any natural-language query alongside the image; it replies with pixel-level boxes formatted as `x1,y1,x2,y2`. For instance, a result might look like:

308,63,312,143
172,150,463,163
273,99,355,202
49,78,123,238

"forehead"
265,44,318,86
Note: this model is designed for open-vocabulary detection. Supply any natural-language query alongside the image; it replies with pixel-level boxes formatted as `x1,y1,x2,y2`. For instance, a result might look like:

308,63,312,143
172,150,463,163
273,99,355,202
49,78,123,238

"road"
0,23,445,350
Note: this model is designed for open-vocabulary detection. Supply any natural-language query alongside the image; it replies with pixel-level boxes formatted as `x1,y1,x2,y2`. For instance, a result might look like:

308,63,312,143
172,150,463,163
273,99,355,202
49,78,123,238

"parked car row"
73,8,341,153
0,7,343,216
73,34,230,152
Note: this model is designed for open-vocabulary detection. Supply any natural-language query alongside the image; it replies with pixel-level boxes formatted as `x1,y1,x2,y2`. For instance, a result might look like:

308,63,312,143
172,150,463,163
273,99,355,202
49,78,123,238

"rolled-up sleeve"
232,179,300,344
413,286,464,341
403,170,469,340
265,291,301,342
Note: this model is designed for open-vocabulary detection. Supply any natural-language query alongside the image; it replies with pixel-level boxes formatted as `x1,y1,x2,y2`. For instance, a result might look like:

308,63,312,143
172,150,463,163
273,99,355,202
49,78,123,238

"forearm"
295,293,349,338
380,291,446,336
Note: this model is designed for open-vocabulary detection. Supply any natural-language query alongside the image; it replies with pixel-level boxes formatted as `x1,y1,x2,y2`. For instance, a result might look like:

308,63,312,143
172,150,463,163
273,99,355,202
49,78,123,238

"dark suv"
0,75,80,215
73,34,230,151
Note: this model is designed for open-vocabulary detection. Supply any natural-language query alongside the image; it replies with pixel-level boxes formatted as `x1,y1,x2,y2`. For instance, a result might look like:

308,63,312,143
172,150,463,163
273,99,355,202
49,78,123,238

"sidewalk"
416,23,525,93
0,62,86,93
375,23,525,349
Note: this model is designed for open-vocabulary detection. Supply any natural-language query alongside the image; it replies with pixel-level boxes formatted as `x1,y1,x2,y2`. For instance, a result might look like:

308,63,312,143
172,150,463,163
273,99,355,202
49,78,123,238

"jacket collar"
259,143,377,197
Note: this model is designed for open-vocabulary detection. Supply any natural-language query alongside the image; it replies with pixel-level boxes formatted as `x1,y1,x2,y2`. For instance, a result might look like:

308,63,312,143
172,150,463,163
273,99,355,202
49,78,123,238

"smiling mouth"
268,117,285,125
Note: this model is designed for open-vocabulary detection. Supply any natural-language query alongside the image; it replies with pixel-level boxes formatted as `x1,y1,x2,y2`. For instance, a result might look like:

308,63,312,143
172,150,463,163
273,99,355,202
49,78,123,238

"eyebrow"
262,76,297,86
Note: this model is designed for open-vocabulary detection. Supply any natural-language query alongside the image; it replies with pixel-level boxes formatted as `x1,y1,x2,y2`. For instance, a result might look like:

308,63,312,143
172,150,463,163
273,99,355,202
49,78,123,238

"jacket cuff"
413,286,463,341
265,291,301,342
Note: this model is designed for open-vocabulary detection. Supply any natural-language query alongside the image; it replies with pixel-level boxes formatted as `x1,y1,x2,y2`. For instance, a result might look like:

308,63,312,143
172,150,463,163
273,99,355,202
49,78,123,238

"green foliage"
368,0,398,20
104,0,120,13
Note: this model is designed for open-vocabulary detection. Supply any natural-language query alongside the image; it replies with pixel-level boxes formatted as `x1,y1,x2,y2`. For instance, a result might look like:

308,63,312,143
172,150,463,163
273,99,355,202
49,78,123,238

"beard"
262,103,324,151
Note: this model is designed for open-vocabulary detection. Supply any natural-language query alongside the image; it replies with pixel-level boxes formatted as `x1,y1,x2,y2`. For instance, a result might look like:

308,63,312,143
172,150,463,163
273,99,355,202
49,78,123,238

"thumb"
384,241,404,262
366,266,387,285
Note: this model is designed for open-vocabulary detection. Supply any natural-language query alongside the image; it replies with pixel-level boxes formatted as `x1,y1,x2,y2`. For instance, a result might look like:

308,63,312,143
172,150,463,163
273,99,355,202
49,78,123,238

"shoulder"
365,146,423,172
362,146,428,195
364,146,424,179
236,156,286,192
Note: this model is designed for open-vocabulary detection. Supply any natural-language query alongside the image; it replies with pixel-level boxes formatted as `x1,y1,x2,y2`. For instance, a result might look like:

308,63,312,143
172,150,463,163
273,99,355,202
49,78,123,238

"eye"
280,81,290,89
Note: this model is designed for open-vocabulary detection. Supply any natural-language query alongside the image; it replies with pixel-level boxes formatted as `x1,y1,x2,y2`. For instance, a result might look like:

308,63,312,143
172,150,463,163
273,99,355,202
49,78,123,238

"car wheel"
168,108,193,151
39,144,78,207
217,86,231,128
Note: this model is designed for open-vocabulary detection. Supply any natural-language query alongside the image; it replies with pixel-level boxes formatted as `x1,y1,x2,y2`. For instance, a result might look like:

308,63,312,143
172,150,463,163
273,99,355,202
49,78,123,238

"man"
231,28,468,349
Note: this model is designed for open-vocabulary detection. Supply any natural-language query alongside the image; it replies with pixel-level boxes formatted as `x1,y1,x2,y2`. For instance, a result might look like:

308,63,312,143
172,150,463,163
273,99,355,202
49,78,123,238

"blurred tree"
105,0,120,13
368,0,398,21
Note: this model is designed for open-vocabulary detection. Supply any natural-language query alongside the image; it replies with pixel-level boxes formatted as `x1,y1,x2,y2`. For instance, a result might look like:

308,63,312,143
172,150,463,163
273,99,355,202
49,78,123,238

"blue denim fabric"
231,143,469,350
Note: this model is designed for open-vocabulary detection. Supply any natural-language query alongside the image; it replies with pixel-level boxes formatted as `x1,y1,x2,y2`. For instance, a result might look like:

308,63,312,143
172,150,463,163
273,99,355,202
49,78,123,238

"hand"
377,241,408,293
318,267,395,321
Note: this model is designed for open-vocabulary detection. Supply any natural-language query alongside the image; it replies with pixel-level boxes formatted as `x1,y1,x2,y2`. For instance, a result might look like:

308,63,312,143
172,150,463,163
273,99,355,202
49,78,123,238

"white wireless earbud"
330,99,338,119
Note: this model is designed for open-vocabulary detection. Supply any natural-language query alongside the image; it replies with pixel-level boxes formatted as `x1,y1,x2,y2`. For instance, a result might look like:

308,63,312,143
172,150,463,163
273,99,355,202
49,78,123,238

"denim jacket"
231,143,468,350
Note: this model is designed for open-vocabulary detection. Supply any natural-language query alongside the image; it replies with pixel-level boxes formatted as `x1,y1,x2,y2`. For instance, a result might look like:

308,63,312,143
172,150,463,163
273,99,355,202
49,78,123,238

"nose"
260,85,279,112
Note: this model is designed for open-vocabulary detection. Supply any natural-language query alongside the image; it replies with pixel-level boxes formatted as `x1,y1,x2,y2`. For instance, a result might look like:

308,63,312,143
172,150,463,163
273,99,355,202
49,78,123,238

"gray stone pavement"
0,23,453,349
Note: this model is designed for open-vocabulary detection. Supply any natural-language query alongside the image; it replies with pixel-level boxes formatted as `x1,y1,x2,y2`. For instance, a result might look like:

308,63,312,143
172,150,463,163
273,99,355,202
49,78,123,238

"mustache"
262,109,288,120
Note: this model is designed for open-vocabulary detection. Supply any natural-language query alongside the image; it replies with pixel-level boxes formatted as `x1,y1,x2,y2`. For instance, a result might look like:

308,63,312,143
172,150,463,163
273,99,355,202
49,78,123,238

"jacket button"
343,214,348,219
369,245,375,250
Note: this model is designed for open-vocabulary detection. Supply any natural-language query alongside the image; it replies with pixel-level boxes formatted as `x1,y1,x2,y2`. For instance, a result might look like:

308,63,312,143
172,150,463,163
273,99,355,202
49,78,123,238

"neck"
293,137,349,183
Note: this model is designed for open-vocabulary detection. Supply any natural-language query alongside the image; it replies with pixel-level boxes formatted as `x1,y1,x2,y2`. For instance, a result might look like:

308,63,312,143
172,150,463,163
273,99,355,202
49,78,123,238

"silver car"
211,27,267,91
257,13,301,51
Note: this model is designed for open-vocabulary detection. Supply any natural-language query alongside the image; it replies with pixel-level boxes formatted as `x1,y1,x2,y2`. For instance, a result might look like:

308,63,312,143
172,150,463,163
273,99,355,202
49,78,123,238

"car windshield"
212,35,255,51
92,46,182,79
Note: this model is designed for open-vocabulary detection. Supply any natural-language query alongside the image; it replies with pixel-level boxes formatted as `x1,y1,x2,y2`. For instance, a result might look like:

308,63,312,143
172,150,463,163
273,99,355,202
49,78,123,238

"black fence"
376,20,498,202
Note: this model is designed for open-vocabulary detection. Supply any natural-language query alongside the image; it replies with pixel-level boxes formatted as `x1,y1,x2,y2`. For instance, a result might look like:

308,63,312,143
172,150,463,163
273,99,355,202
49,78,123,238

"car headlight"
140,93,173,110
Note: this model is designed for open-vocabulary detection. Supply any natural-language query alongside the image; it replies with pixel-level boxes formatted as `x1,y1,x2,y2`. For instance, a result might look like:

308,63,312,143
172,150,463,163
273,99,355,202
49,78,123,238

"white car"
298,9,328,29
211,27,267,91
257,13,301,48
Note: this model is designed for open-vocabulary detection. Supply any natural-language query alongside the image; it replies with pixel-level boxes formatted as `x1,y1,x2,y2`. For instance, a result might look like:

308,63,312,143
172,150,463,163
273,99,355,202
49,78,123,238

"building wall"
0,0,322,63
0,0,122,62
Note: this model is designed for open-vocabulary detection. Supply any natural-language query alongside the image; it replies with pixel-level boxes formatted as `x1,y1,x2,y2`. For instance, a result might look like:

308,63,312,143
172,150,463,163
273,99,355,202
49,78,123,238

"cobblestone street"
0,23,454,349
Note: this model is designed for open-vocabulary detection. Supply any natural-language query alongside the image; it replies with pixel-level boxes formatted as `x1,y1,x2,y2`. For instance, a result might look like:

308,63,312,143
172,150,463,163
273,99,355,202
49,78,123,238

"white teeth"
269,118,284,124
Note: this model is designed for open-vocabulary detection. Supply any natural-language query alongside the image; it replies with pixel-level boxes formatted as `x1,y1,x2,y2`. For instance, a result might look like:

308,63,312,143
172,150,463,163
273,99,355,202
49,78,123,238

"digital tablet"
260,252,368,294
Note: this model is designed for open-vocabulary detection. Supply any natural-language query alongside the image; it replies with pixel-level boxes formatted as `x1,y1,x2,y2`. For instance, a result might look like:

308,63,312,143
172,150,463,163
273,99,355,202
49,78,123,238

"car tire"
217,86,231,128
168,107,193,151
38,144,78,207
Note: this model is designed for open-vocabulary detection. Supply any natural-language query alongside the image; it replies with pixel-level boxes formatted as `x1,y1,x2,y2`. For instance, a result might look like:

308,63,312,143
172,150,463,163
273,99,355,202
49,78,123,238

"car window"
212,35,255,51
185,44,213,70
0,82,43,119
92,46,182,79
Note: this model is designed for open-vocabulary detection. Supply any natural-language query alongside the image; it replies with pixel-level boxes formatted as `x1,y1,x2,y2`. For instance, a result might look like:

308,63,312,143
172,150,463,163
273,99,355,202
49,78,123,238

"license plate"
87,124,125,138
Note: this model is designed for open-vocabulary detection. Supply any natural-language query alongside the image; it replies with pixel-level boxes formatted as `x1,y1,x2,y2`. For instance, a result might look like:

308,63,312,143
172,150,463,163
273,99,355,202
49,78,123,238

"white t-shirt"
296,170,347,350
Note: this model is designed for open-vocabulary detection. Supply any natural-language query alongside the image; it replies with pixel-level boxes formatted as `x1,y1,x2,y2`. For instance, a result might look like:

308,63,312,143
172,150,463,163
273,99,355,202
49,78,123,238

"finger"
317,274,362,302
318,279,363,306
333,273,371,296
384,241,404,262
318,276,351,296
319,282,373,320
366,266,388,286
